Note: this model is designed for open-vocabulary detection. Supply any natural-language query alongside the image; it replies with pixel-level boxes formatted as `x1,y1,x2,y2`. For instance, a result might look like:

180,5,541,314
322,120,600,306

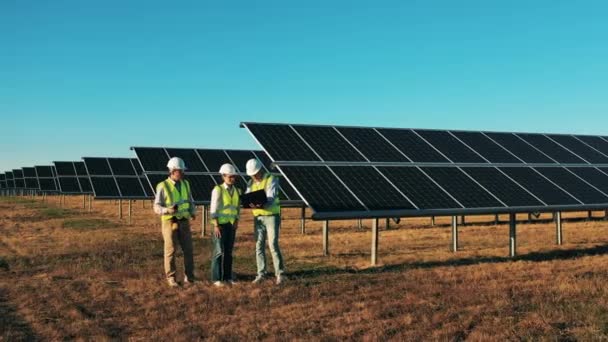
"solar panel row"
53,161,93,194
243,123,608,219
83,157,152,199
244,123,608,165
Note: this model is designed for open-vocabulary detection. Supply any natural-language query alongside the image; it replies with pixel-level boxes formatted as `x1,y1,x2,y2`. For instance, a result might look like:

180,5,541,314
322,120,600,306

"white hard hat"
219,163,237,176
246,158,263,176
167,157,187,171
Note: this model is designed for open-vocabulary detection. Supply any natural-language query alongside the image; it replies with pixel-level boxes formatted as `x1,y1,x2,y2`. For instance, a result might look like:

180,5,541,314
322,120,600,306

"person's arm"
188,181,196,217
263,176,279,208
153,185,171,215
210,187,221,227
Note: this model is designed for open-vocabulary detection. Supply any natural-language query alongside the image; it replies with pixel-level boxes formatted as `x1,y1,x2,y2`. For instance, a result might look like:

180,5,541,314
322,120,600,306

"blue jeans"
211,223,236,281
254,215,284,277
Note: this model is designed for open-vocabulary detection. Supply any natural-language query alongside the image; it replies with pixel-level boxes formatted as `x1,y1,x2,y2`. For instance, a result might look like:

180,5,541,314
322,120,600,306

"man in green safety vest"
245,159,285,285
153,157,197,288
209,163,241,287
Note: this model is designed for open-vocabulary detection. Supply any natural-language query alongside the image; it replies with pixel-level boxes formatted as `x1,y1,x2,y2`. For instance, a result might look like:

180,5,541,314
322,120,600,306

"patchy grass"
0,196,607,340
62,218,115,231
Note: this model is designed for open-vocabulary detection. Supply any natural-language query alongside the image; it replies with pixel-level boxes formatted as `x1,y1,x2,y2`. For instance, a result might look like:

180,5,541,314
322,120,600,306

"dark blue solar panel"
547,135,608,164
165,148,206,172
377,129,449,163
331,166,415,210
133,148,170,172
484,133,554,163
575,136,608,156
337,127,409,162
90,177,119,197
452,131,521,163
245,124,319,161
416,130,486,163
280,166,366,212
567,167,608,195
500,167,579,205
293,125,366,162
377,166,461,209
517,134,586,164
462,167,543,207
422,167,503,208
535,167,608,204
84,158,112,176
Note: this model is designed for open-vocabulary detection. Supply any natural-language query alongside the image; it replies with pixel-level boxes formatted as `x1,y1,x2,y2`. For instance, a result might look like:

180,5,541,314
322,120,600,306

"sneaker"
167,278,179,288
212,281,224,287
184,276,198,285
276,275,285,285
252,275,265,284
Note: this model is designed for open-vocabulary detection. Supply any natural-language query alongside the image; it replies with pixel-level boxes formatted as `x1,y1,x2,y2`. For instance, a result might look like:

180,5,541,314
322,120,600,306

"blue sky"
2,0,607,171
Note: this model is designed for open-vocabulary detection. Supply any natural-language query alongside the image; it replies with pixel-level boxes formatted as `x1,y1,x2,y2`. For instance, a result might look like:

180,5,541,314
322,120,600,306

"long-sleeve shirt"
246,174,279,208
210,183,241,220
153,178,196,216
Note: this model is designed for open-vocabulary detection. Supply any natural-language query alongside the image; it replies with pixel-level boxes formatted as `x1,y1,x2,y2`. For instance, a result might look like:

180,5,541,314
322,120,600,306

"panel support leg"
357,219,363,230
385,218,390,230
323,221,329,256
300,206,306,235
118,199,123,219
460,215,465,225
128,200,132,225
509,213,517,257
371,218,379,266
88,195,92,213
451,215,459,252
556,211,563,245
431,216,435,226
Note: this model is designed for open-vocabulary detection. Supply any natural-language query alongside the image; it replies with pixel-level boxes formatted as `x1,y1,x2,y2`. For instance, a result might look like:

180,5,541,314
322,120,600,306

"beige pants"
161,219,194,280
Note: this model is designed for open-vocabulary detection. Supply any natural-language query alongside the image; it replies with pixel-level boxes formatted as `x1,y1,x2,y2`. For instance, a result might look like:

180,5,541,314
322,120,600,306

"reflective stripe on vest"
158,179,192,221
251,174,280,216
215,185,240,224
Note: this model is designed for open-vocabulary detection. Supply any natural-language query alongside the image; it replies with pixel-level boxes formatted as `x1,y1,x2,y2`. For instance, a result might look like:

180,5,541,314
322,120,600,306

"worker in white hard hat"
209,163,241,287
245,158,285,285
153,157,197,288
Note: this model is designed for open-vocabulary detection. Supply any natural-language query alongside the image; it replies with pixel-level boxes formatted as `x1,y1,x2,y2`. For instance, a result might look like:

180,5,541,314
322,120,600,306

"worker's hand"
165,207,176,214
213,226,222,239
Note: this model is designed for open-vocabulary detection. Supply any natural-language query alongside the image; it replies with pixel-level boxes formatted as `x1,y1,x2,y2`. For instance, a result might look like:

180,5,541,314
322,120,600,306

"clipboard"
241,189,268,208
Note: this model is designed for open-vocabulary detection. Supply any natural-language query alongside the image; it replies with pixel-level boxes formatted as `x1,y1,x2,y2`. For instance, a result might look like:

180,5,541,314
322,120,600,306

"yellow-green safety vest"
214,185,241,225
157,179,192,221
250,174,280,217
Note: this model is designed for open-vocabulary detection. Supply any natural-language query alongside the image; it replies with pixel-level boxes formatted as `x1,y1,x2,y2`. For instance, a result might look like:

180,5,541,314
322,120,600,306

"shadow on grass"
0,288,39,341
288,244,608,279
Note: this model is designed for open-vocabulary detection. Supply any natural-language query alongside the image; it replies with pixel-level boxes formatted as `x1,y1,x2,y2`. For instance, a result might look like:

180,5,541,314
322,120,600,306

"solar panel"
12,169,25,189
484,132,555,164
5,172,15,189
53,161,93,194
415,130,486,163
22,167,40,190
196,149,233,172
83,157,148,199
535,167,608,204
376,129,449,163
516,133,586,164
0,174,6,190
575,135,608,155
499,167,580,206
35,166,53,178
337,127,409,162
132,147,169,172
568,167,608,194
547,135,608,164
462,167,543,207
451,131,521,163
165,148,206,172
243,122,608,219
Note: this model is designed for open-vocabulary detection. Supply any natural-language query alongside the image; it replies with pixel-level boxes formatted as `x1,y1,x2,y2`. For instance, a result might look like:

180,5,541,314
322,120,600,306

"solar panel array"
53,161,93,194
35,166,58,192
12,169,25,189
0,173,6,190
242,123,608,220
22,167,40,190
132,147,302,205
83,157,152,199
5,172,15,189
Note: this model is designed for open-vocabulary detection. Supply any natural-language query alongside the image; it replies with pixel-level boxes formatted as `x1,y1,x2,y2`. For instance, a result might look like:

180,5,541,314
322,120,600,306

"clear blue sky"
2,0,607,171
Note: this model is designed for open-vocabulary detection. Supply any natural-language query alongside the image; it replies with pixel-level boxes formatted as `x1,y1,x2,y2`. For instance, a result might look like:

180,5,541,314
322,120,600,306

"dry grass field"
1,195,607,340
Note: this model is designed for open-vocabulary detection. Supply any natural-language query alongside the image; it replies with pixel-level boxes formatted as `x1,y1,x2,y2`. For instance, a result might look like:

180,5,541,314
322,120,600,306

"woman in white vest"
245,159,285,285
209,163,241,287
